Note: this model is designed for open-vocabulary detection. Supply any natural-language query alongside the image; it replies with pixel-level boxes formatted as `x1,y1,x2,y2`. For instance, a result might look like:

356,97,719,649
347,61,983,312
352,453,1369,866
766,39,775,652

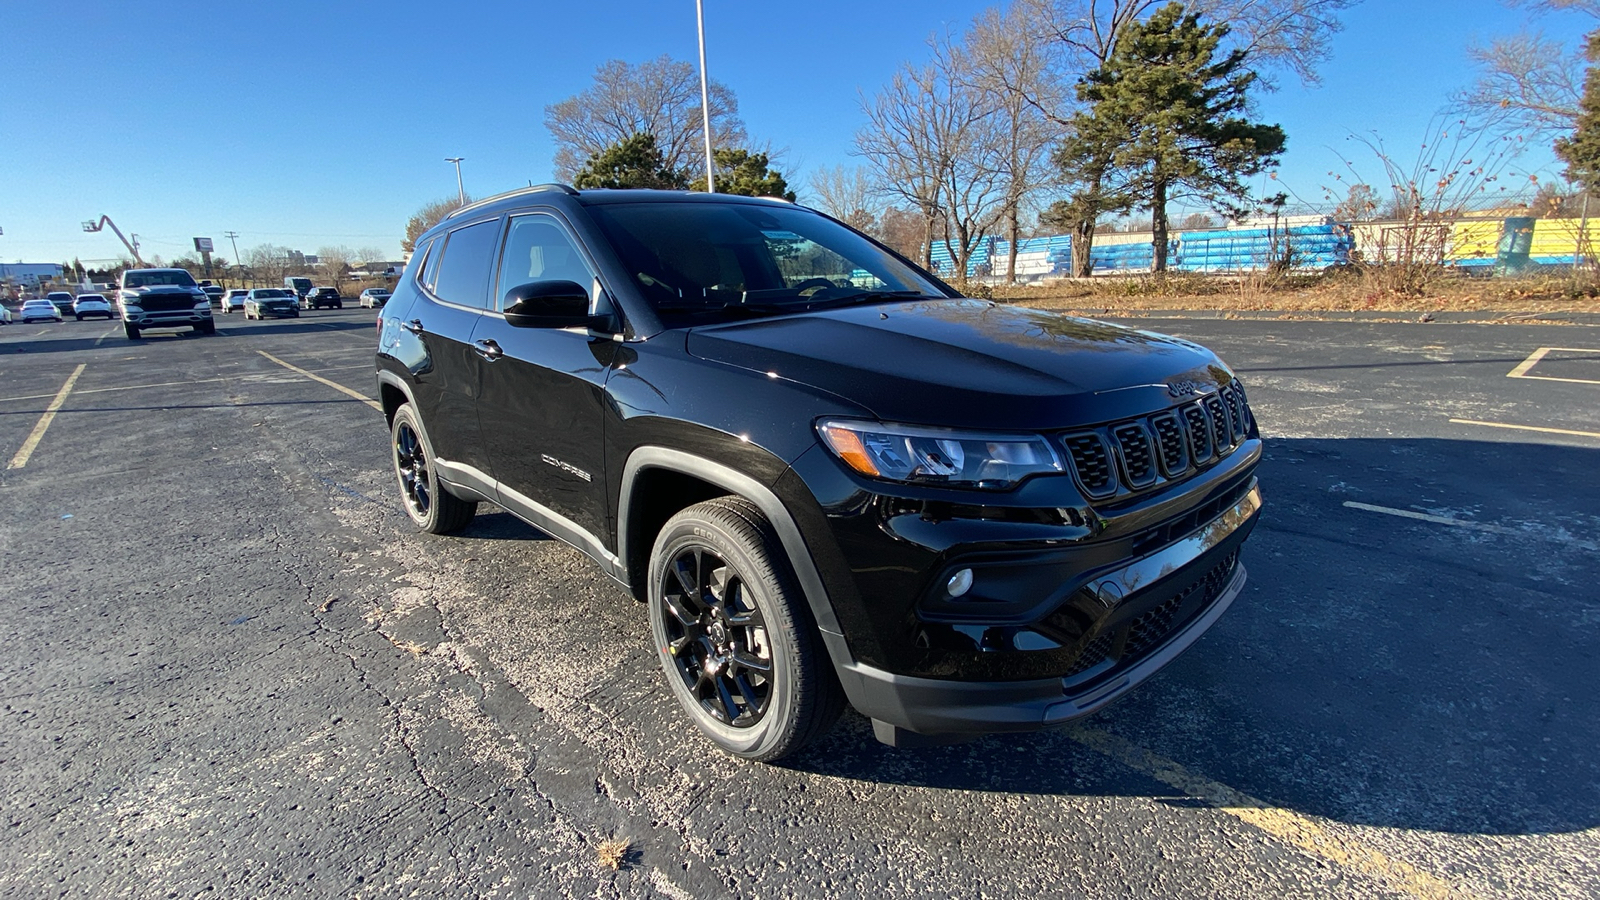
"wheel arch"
376,369,413,426
619,447,849,651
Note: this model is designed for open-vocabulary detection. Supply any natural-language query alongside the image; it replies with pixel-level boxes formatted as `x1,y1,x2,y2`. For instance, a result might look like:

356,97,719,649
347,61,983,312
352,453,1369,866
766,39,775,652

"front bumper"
125,309,212,327
825,479,1262,736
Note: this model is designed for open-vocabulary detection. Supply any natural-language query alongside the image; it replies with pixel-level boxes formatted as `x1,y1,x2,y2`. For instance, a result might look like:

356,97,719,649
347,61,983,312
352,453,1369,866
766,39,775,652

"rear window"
430,219,501,308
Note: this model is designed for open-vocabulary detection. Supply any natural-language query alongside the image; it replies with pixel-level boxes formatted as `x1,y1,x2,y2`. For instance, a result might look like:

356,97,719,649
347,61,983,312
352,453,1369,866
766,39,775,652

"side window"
431,219,502,308
495,215,596,311
417,238,440,291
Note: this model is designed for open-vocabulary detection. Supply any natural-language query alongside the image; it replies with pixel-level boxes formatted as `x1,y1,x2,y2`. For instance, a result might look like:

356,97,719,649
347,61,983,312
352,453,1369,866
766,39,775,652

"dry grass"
595,837,632,870
985,269,1600,317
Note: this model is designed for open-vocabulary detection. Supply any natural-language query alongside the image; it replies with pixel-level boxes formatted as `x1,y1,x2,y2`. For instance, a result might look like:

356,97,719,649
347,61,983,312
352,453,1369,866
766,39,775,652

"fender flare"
374,369,414,420
619,447,850,652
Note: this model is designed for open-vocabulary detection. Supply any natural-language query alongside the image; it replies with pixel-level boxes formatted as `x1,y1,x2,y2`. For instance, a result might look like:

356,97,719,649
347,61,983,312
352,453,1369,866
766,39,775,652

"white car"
73,293,116,320
0,304,13,325
221,289,249,313
20,299,63,323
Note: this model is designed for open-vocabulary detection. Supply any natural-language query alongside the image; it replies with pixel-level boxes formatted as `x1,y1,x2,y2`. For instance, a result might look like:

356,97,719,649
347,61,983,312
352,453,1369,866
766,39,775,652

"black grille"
1066,632,1115,677
1182,404,1213,462
1204,394,1231,449
1112,423,1156,488
1060,383,1255,501
1065,550,1240,685
1223,383,1250,441
1151,413,1187,475
1064,434,1114,496
135,293,199,312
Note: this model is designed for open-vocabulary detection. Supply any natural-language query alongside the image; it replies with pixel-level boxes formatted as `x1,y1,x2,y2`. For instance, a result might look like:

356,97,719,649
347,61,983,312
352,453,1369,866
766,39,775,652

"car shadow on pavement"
782,436,1600,838
222,319,374,338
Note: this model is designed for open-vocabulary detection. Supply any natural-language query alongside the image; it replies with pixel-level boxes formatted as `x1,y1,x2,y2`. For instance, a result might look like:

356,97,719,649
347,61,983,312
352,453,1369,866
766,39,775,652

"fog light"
946,568,973,598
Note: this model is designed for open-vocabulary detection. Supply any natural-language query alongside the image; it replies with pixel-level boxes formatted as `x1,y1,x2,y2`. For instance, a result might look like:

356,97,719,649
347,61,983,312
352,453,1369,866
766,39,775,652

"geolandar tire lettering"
390,404,477,535
648,496,845,761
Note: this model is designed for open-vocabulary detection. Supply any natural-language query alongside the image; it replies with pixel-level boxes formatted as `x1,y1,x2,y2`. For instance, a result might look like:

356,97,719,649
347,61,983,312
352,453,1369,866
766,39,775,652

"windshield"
585,201,948,327
254,289,288,299
125,270,198,288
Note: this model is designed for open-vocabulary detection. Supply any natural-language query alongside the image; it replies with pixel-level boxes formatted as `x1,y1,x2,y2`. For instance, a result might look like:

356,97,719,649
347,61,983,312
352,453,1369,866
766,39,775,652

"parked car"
304,286,343,310
202,285,225,307
283,276,313,302
244,288,300,319
0,304,13,325
46,291,77,315
21,299,63,323
118,268,215,339
375,185,1263,761
72,293,116,320
358,288,391,308
220,289,249,313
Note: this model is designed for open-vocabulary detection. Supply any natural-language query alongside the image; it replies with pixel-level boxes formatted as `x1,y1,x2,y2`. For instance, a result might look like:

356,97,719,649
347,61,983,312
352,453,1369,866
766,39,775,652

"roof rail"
445,183,578,221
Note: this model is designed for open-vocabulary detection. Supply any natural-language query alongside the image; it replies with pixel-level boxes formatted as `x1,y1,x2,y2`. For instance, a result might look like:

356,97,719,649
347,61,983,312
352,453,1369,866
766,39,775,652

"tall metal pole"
696,0,716,193
225,231,242,285
446,157,466,205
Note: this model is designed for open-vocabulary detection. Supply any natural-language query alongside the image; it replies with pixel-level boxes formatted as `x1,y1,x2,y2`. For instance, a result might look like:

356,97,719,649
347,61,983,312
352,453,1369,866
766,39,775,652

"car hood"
684,298,1234,429
124,285,201,295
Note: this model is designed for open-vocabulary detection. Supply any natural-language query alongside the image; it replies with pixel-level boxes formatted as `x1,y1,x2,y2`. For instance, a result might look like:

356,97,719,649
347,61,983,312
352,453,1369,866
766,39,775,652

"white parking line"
1343,501,1599,551
7,363,86,469
1450,417,1600,440
93,323,121,346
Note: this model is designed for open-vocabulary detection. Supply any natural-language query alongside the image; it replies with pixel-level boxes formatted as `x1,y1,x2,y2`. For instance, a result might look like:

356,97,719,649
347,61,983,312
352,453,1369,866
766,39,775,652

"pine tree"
688,149,796,200
573,133,689,190
1557,33,1600,192
1065,3,1286,272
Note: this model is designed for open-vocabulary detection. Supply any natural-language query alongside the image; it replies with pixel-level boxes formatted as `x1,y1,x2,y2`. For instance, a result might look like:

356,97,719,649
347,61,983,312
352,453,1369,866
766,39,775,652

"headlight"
817,418,1063,490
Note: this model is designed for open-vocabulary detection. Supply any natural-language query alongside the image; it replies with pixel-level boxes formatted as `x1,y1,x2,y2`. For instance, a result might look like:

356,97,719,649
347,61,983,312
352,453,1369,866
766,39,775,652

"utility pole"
224,231,242,285
696,0,715,193
446,157,466,206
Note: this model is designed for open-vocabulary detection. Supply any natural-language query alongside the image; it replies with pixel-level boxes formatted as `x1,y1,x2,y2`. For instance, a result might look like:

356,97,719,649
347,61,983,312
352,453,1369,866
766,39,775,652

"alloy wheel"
658,546,773,727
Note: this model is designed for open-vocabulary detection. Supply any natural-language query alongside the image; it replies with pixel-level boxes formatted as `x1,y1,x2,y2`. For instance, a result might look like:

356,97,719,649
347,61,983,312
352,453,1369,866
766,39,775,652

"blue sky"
0,0,1591,265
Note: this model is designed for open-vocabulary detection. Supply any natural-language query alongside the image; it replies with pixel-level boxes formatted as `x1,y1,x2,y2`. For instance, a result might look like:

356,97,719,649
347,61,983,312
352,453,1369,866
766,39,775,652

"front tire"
390,404,476,534
648,497,844,761
124,323,141,340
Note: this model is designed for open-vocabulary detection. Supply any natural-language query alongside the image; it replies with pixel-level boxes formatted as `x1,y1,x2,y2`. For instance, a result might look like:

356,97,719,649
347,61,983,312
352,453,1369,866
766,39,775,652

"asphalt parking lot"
1,307,1596,899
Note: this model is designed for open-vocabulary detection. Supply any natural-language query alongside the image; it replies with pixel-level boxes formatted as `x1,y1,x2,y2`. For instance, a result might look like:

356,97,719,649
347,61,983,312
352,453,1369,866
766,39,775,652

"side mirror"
502,280,610,330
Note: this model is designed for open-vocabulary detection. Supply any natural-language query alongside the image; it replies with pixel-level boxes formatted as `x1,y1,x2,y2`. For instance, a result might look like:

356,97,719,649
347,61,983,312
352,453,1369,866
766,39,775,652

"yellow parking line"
1069,727,1480,900
1450,417,1600,439
1507,346,1600,384
257,351,381,411
7,363,86,469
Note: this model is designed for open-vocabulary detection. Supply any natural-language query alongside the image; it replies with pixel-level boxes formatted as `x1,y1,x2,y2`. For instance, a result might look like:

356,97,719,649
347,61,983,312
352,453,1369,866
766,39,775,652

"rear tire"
648,496,845,761
390,404,476,534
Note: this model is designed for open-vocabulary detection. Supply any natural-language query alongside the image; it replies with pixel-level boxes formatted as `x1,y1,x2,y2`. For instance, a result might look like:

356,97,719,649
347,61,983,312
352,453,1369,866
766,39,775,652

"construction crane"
82,216,146,267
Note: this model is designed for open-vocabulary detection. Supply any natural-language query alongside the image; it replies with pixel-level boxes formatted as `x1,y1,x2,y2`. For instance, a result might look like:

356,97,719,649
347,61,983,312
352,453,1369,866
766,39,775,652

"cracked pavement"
1,310,1597,898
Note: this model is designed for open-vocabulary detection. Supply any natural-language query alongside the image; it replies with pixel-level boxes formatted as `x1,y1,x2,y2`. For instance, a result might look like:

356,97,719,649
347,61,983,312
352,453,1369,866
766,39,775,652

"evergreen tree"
688,148,796,200
1557,33,1600,192
1065,3,1286,272
573,133,689,190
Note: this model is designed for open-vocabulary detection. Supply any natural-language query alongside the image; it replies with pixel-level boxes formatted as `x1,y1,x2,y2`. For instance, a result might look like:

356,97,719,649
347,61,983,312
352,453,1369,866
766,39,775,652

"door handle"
400,318,424,334
473,338,503,361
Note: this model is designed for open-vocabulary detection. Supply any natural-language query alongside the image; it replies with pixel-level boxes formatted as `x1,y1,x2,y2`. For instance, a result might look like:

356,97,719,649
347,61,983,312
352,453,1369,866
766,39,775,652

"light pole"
446,157,467,206
696,0,715,193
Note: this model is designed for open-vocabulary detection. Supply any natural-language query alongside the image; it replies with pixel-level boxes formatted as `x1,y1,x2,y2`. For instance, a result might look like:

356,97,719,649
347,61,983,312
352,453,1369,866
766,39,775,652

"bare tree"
244,245,294,286
962,2,1061,282
403,196,469,254
1458,0,1599,136
857,35,1010,280
317,246,355,287
545,55,747,181
355,247,387,267
808,164,880,233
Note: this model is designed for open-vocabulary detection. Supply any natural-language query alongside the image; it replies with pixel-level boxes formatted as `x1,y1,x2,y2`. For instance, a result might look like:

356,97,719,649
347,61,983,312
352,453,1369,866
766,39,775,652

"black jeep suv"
375,186,1262,761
